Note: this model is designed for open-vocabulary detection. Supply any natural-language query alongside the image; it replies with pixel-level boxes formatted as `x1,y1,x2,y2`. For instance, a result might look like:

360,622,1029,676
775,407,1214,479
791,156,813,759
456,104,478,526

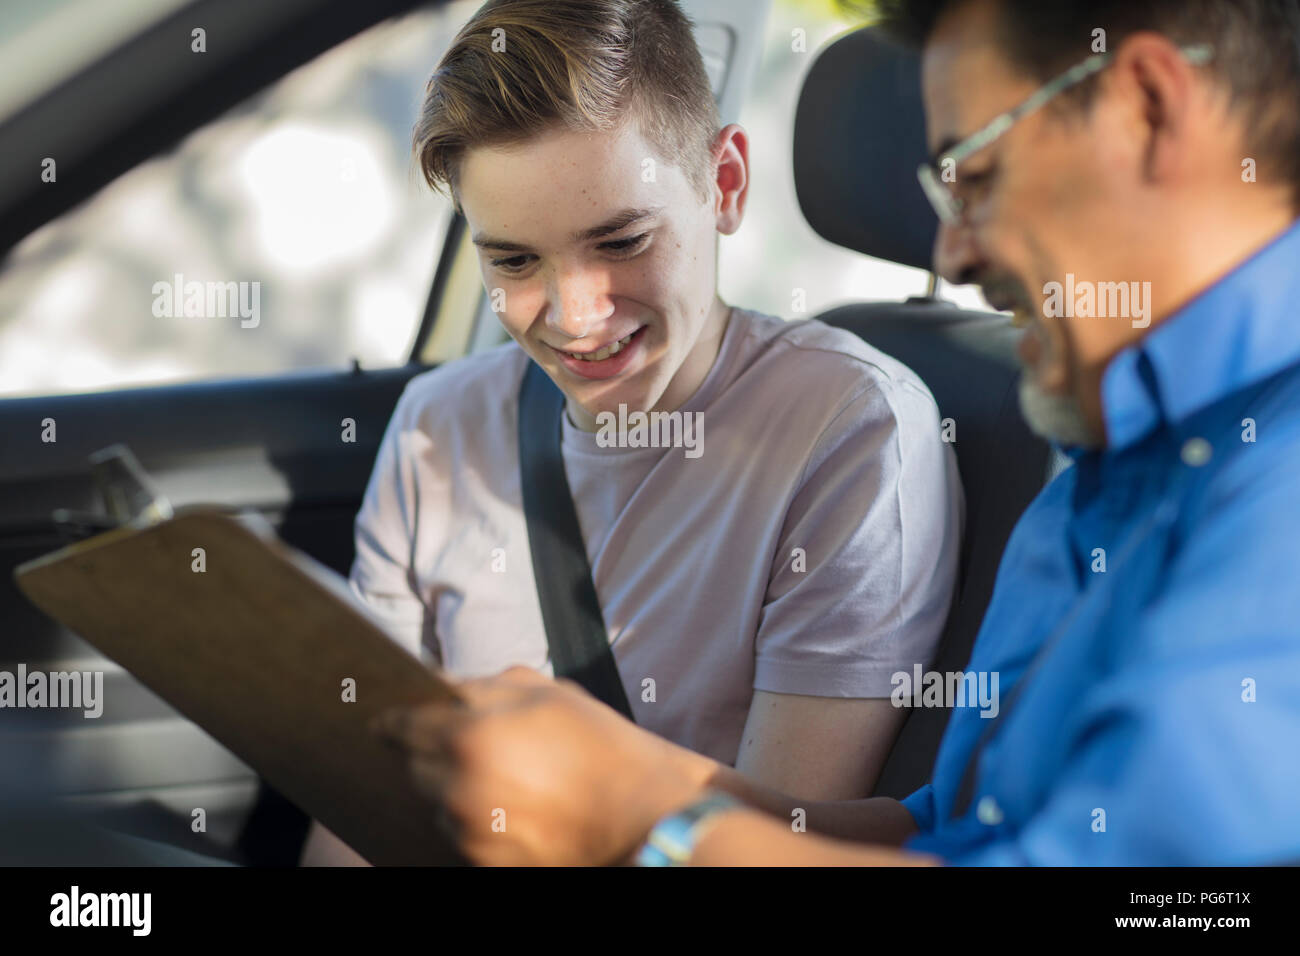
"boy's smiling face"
458,118,746,430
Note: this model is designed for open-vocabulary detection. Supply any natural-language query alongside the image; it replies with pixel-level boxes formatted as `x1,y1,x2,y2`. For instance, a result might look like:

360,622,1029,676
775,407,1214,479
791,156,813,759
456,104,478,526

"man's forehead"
919,2,1032,154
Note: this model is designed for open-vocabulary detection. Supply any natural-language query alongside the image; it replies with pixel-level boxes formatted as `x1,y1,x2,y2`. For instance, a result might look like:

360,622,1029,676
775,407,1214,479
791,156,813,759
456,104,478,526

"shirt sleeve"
752,380,962,698
901,783,938,834
937,638,1300,865
935,466,1300,866
348,382,441,666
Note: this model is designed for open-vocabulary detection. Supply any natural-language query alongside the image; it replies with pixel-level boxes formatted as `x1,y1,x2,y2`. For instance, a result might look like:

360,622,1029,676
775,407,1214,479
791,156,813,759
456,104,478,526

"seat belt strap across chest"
517,361,634,720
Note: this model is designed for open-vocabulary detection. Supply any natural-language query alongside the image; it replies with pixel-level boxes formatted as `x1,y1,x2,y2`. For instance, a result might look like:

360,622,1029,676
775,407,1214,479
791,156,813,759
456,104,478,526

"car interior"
0,0,1060,864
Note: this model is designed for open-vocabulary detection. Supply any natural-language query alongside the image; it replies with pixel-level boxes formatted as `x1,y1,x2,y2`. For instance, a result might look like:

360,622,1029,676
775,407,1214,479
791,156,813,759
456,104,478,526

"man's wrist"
625,741,720,849
634,791,745,866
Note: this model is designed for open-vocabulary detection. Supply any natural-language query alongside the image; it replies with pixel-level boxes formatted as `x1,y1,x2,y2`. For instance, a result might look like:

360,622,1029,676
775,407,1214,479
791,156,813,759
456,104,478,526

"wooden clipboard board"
14,507,463,866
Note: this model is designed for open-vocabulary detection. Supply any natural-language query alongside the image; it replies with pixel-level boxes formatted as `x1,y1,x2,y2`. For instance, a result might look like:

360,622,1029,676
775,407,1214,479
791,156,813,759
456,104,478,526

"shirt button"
976,796,1004,826
1181,437,1213,467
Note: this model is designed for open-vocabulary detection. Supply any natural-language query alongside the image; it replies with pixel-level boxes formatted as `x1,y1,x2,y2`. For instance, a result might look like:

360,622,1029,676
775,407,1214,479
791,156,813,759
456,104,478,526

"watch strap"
635,792,744,866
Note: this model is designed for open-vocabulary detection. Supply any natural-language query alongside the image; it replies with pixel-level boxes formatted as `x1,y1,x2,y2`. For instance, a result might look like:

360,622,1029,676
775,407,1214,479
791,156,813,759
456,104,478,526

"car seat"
793,26,1067,798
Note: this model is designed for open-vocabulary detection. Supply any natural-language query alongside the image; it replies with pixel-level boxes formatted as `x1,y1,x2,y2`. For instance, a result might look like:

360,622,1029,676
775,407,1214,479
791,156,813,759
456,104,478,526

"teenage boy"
303,0,961,863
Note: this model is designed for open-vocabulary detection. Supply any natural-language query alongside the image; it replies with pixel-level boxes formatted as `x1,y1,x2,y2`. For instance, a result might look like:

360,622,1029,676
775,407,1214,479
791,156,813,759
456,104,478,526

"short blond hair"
413,0,720,206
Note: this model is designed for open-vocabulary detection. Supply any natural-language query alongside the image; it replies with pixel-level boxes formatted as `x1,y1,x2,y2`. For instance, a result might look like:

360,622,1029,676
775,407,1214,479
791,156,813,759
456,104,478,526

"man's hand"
372,667,716,866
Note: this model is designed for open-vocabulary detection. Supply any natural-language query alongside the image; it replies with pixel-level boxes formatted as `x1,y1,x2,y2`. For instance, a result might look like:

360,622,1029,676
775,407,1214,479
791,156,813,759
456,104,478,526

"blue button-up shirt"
902,218,1300,865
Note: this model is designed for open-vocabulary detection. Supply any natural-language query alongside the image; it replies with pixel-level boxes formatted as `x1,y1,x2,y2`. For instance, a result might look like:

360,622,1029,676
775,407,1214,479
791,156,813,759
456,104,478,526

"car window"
0,0,481,398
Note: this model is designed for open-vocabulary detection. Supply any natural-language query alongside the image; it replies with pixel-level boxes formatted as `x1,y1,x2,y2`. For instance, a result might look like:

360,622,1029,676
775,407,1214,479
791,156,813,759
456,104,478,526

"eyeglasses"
917,43,1215,226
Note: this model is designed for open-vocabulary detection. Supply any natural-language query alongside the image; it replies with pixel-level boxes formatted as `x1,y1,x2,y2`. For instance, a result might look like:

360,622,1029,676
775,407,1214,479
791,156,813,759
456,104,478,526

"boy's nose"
546,267,616,339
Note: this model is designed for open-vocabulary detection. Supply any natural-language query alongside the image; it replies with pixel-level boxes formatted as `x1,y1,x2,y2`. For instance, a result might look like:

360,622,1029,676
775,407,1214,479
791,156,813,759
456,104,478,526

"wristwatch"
635,792,744,866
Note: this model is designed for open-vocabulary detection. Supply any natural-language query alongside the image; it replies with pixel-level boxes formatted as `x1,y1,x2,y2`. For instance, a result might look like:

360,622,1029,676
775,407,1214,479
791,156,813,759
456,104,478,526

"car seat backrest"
793,27,1062,797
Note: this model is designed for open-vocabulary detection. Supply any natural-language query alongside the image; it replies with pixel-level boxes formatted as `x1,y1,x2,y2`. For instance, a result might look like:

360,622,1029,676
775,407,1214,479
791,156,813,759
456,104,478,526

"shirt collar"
1101,216,1300,451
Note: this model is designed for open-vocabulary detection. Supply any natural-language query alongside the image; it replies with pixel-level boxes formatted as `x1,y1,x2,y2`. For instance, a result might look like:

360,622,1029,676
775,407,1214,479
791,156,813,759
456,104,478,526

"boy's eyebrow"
472,206,665,252
573,205,664,242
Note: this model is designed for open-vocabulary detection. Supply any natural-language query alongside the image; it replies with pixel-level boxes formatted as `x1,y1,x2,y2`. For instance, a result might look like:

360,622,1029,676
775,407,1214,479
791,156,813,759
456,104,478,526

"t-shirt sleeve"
752,380,961,698
348,383,440,665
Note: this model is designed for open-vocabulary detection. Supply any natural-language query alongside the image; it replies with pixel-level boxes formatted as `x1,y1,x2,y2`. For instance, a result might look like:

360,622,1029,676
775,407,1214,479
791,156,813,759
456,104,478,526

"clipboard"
14,506,463,866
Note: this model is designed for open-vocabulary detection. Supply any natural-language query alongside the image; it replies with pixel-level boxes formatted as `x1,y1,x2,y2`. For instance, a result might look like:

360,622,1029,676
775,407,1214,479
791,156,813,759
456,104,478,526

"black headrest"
793,27,938,272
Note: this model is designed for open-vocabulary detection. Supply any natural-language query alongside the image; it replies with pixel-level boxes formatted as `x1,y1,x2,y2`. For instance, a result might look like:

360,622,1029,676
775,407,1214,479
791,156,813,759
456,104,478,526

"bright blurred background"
0,0,983,399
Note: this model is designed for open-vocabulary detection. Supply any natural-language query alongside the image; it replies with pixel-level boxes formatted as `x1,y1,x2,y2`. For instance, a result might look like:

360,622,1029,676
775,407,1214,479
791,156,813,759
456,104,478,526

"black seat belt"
517,361,634,720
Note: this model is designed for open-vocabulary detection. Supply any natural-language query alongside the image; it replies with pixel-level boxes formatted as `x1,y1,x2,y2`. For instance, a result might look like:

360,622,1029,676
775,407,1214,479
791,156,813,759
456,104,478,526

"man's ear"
712,123,749,235
1111,33,1201,188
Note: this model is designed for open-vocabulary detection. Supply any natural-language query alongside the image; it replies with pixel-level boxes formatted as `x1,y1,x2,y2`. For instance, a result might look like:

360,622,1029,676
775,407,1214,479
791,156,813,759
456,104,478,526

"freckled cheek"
652,237,708,298
608,247,670,309
641,240,710,353
482,274,543,340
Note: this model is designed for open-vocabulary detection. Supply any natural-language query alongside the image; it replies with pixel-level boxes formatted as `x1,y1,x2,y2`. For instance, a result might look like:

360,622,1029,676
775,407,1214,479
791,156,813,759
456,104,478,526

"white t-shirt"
350,307,963,764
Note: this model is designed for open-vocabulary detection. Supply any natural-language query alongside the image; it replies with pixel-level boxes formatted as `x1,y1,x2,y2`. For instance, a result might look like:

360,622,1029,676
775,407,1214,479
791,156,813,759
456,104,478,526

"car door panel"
0,364,418,856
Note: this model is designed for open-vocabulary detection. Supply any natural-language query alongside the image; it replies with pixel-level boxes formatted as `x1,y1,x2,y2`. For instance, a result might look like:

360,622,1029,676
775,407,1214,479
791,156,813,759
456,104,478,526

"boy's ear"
712,123,749,235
